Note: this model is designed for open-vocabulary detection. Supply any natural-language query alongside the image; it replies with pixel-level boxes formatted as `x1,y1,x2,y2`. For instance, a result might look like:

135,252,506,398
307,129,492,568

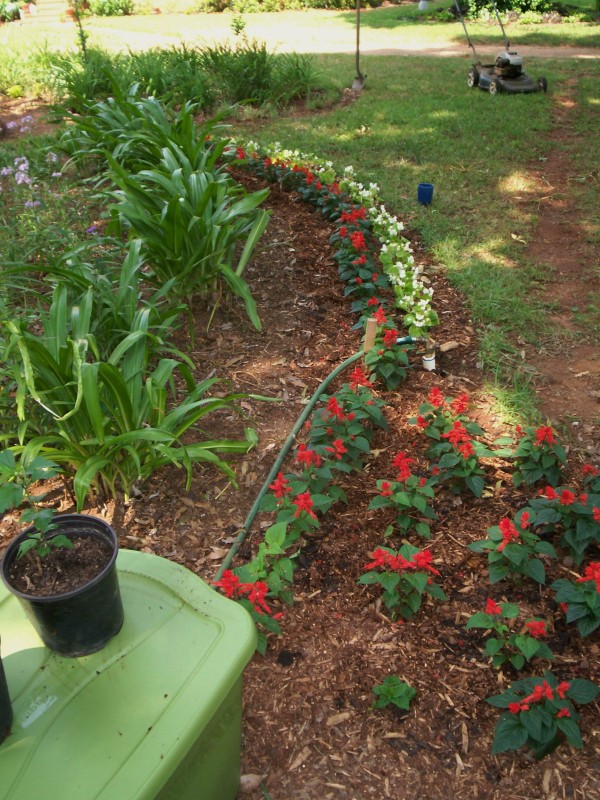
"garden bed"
1,158,599,800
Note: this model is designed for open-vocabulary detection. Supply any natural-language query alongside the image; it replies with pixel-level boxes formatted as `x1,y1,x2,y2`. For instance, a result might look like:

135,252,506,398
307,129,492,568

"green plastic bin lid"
0,550,257,799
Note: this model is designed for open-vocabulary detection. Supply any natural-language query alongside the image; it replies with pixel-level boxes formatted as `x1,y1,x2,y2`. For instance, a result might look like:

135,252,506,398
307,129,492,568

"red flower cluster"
213,570,276,616
450,393,470,415
349,366,373,390
441,420,475,459
295,443,322,469
497,518,520,552
508,679,570,715
364,547,440,576
534,426,557,446
326,396,346,421
382,328,399,349
269,471,291,500
593,508,600,523
293,492,317,520
525,620,547,639
583,464,599,477
485,598,502,615
339,207,367,225
576,562,600,593
428,387,445,408
325,438,348,460
350,230,367,251
393,451,415,482
372,306,387,326
379,481,394,497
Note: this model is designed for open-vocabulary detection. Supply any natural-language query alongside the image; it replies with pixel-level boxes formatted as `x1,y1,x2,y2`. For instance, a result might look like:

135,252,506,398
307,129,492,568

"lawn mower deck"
468,51,547,95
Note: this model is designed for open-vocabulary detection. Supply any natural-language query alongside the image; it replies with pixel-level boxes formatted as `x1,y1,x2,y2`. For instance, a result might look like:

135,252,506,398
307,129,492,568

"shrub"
89,0,134,15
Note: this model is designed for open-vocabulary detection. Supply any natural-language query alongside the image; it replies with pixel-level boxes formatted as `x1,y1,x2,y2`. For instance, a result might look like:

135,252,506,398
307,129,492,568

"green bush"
0,0,20,22
460,0,553,16
89,0,134,15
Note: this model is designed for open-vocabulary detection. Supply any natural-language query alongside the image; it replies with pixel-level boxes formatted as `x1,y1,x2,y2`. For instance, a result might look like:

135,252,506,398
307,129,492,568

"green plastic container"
0,550,257,800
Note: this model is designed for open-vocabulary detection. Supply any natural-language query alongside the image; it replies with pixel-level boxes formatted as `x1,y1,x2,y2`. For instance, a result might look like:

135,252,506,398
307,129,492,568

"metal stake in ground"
352,0,366,91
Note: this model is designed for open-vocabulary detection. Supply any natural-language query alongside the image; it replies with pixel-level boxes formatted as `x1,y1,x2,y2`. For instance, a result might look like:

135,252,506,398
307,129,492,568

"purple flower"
24,200,41,208
51,171,63,178
0,167,13,177
6,121,18,130
86,224,98,235
15,172,31,185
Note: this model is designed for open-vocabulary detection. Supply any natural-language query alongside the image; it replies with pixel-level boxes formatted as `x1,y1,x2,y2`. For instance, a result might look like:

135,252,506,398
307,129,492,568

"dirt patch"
523,79,600,447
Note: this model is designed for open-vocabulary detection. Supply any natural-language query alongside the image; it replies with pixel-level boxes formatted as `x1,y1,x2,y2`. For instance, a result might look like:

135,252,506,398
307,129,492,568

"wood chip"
326,712,351,727
288,746,311,771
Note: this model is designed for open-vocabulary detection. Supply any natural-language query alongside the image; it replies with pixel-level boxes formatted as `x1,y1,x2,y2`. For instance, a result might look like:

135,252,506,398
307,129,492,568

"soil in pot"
7,535,113,597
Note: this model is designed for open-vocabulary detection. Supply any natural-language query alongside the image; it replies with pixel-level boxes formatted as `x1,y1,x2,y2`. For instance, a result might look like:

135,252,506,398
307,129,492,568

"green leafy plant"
2,292,255,508
307,374,388,473
468,508,557,584
212,569,282,655
552,564,600,637
0,449,72,559
487,672,599,759
465,599,554,669
410,387,491,497
496,424,567,488
357,543,446,620
524,485,600,564
364,323,413,391
369,451,437,539
106,143,270,328
372,676,416,712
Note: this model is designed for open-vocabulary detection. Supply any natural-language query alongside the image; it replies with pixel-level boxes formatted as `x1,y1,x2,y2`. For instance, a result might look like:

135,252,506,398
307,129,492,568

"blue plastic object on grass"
417,183,434,206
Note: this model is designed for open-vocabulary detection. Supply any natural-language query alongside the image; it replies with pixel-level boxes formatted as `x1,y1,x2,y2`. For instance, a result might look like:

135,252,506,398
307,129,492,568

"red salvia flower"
519,511,531,529
559,489,576,505
450,393,470,415
295,443,322,469
525,620,547,639
576,562,600,593
383,328,399,349
350,230,367,251
497,518,520,552
542,486,559,501
393,451,415,482
534,425,557,446
485,598,502,615
326,396,345,420
325,438,348,460
428,387,445,408
269,471,292,499
373,307,387,326
557,681,571,700
411,550,440,576
380,481,394,497
593,507,600,523
349,366,373,390
557,708,571,718
367,296,379,307
583,464,599,477
213,569,240,599
416,415,429,429
293,492,317,520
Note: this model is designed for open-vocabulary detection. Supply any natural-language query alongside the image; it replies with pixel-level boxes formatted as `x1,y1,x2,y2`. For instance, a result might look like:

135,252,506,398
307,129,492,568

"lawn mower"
454,0,547,95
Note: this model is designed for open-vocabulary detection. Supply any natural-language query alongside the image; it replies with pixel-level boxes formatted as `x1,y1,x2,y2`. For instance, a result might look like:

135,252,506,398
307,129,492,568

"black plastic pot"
1,514,124,658
0,638,12,745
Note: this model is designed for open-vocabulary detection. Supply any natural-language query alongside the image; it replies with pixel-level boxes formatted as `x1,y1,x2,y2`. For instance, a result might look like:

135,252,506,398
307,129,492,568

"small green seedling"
372,676,416,711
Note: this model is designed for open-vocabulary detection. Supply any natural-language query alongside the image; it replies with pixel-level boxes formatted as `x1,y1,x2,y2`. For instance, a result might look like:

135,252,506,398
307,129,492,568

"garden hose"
214,336,422,581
